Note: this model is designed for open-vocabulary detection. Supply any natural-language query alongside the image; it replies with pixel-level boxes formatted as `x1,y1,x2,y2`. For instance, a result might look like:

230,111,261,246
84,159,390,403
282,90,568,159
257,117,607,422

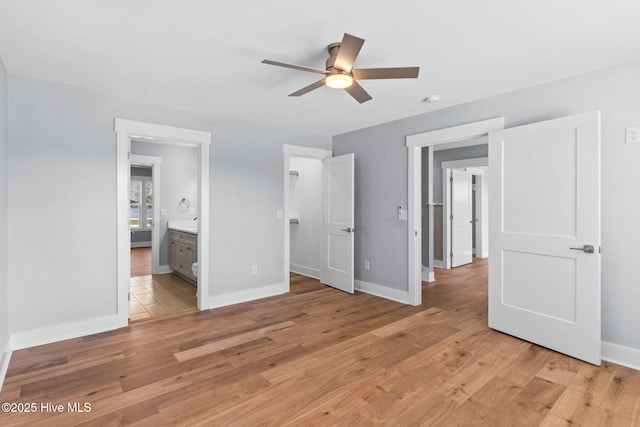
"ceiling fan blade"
289,79,326,97
344,81,372,103
262,59,329,75
352,67,420,80
334,33,365,73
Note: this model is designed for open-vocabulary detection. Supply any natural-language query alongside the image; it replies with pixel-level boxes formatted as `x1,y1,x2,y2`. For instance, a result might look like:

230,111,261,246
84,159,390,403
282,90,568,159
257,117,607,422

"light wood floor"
130,247,151,277
2,259,639,426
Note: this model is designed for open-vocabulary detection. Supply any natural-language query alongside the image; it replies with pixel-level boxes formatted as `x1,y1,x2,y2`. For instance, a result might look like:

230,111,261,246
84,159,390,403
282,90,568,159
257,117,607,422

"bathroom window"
130,176,153,230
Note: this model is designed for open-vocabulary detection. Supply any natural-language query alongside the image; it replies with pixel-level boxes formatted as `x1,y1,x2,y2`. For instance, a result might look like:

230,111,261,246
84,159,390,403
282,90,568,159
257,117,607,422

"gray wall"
0,56,8,352
334,60,640,352
432,145,488,203
7,75,330,334
131,141,198,265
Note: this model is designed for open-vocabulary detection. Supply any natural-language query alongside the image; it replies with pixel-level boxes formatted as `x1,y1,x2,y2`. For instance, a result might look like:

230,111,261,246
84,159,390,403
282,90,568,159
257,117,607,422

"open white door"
488,111,601,365
451,169,473,267
321,153,355,293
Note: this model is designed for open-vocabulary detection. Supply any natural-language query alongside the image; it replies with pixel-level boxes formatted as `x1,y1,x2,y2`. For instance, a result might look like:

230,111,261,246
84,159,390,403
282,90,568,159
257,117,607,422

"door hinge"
127,152,131,161
450,215,453,220
415,231,418,237
128,292,130,301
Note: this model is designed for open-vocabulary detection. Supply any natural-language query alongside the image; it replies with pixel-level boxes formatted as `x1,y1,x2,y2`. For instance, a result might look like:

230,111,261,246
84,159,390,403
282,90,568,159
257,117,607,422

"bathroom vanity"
168,222,198,285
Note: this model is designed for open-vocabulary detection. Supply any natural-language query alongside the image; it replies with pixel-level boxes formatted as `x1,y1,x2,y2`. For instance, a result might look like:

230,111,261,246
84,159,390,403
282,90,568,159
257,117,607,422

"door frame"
283,145,332,291
116,119,211,324
406,117,504,305
441,157,489,269
130,154,162,274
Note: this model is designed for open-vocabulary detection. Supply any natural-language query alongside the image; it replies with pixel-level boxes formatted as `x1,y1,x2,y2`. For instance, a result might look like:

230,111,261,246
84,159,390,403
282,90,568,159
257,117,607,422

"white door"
321,153,355,293
451,169,473,267
488,111,601,365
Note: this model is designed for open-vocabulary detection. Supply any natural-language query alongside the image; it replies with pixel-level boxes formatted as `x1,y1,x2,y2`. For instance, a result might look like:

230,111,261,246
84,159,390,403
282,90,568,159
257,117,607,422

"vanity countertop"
168,220,198,234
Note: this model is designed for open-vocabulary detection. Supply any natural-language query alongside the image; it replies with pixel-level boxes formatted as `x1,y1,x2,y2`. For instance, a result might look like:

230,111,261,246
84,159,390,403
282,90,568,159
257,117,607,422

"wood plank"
1,259,639,425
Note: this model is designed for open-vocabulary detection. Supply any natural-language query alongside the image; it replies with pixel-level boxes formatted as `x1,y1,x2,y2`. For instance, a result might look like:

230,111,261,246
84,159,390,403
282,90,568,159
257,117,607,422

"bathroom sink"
168,221,198,234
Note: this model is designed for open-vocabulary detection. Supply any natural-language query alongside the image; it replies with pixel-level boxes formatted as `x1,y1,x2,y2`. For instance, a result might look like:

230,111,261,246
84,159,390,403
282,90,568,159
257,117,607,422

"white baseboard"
0,335,12,393
290,264,320,280
602,341,640,371
202,282,288,310
157,265,173,274
421,266,435,282
434,259,446,269
9,315,126,352
130,241,151,248
355,280,410,304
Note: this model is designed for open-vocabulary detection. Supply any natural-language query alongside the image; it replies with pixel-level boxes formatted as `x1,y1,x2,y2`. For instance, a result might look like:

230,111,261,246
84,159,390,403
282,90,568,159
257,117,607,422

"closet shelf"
289,218,300,224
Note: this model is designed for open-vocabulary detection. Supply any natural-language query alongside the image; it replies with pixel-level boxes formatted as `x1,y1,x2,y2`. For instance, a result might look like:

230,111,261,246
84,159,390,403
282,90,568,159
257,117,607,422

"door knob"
570,244,595,254
341,227,354,233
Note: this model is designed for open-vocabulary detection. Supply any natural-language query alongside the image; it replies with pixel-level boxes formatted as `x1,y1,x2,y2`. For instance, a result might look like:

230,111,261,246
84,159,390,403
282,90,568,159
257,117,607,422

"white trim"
0,337,11,393
158,265,173,274
208,283,288,309
434,260,446,269
116,119,212,321
421,267,435,282
406,118,504,307
443,168,451,269
355,280,411,304
407,144,422,305
130,241,151,248
115,119,211,145
131,154,162,274
290,264,321,280
283,145,332,293
441,157,489,170
602,341,640,371
406,117,504,147
9,315,125,351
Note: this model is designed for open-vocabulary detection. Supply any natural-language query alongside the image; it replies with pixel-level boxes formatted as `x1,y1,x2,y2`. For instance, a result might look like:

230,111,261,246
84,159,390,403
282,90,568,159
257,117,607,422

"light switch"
276,209,283,219
160,208,167,216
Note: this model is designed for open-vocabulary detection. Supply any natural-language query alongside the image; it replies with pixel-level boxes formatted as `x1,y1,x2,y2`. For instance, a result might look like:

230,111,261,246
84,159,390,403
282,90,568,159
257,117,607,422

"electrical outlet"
626,127,640,144
363,260,370,271
251,265,258,275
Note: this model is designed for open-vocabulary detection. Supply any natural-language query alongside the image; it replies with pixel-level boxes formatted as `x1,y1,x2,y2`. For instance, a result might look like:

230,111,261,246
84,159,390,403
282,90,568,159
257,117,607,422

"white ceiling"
1,1,639,136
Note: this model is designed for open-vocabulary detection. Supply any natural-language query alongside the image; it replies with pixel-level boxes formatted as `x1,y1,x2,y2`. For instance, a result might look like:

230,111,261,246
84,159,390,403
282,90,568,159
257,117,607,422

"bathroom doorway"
128,143,199,321
115,118,211,325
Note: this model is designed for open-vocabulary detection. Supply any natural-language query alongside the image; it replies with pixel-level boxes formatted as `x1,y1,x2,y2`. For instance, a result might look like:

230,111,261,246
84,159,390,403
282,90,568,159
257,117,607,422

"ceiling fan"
262,33,419,103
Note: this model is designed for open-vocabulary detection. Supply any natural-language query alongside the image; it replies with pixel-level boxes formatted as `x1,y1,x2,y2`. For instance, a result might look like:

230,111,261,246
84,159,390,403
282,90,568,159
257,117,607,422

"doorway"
441,157,489,270
407,118,505,305
129,155,161,277
407,113,601,365
283,145,332,292
115,119,211,325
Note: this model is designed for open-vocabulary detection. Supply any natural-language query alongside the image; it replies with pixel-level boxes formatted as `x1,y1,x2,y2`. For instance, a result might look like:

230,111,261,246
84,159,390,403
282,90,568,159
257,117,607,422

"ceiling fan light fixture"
325,73,353,89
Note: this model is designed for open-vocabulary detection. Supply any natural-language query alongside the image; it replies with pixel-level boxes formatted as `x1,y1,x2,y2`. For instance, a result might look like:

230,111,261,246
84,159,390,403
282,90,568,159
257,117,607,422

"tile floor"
129,274,197,321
